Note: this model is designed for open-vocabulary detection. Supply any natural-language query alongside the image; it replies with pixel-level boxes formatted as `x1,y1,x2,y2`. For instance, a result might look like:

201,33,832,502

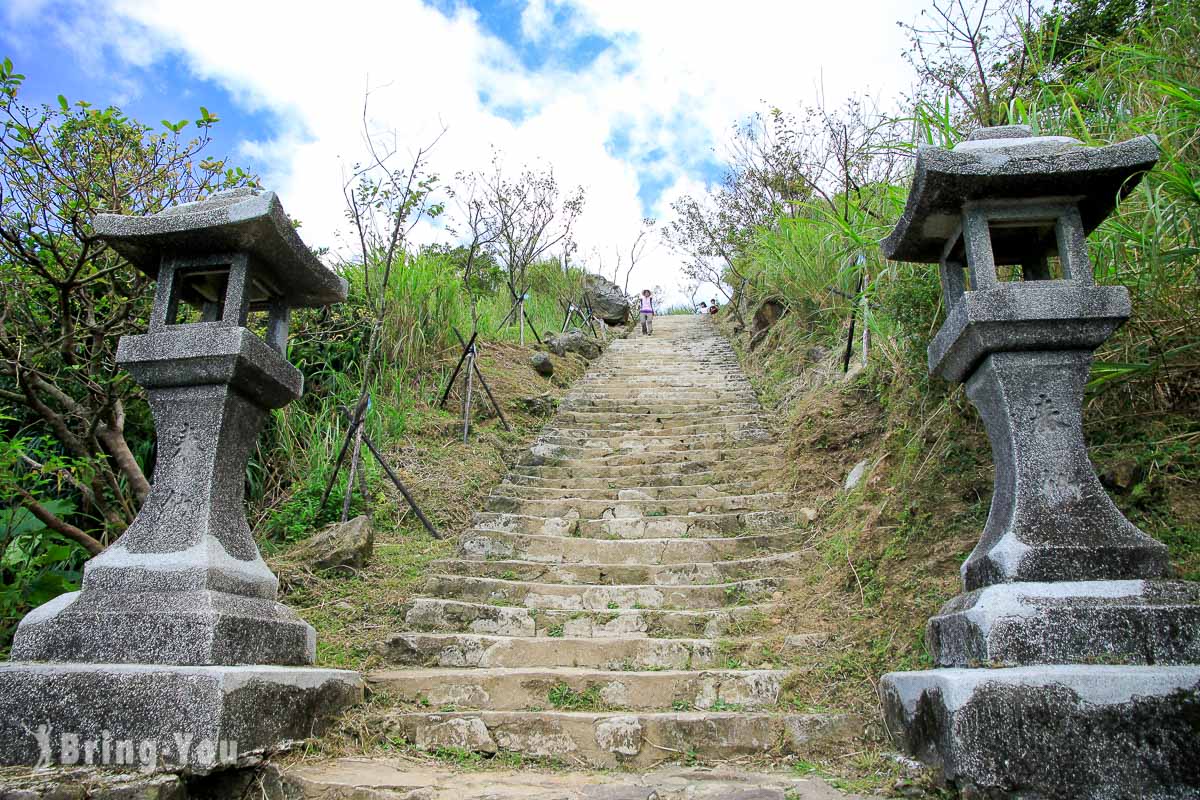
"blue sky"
0,0,917,298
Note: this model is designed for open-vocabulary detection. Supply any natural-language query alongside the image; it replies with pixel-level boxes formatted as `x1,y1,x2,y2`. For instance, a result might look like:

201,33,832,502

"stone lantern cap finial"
93,187,348,307
882,125,1159,264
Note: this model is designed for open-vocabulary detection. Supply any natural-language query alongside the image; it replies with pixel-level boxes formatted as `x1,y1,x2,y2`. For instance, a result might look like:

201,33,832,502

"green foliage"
0,501,86,657
546,682,607,711
0,56,255,551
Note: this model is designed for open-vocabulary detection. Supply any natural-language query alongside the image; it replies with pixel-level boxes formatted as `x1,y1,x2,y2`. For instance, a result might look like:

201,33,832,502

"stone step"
555,409,760,424
400,598,775,638
380,710,859,769
546,417,765,434
506,461,783,485
420,574,792,611
523,444,780,468
458,529,796,564
379,632,725,670
431,551,806,584
367,666,788,710
275,761,849,800
471,510,793,539
560,402,761,415
535,436,772,456
482,491,791,518
493,479,777,500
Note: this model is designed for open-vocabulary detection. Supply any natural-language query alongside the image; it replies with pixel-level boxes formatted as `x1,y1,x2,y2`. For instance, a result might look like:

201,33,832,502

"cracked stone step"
400,598,778,638
482,492,792,518
366,666,789,711
420,574,795,611
471,510,796,539
430,551,807,584
380,710,861,769
458,530,797,564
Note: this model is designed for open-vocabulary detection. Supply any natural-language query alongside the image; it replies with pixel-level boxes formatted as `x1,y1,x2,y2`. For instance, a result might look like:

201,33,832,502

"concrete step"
458,529,797,564
430,551,807,584
380,710,859,769
367,666,788,710
400,598,776,638
471,510,794,539
420,574,793,610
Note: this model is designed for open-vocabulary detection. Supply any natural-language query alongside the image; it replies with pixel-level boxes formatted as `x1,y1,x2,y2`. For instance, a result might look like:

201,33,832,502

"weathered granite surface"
883,666,1200,799
881,127,1159,264
0,664,362,771
92,188,347,308
927,580,1200,667
960,350,1167,590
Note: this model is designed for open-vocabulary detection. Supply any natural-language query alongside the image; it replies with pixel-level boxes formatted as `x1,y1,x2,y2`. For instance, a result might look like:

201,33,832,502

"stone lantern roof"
882,125,1159,263
94,187,348,307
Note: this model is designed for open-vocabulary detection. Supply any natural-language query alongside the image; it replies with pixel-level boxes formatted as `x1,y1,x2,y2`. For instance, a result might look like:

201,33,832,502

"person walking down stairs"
639,289,655,335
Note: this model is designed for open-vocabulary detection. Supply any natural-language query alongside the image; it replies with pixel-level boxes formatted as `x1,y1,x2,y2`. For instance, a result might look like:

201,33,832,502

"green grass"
546,682,609,711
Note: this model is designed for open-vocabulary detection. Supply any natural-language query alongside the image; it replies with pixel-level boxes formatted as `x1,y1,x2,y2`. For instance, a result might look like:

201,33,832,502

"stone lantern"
879,127,1200,797
0,189,363,770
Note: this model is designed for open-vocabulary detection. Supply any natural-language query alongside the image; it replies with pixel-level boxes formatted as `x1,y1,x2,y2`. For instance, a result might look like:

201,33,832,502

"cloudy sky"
1,0,920,302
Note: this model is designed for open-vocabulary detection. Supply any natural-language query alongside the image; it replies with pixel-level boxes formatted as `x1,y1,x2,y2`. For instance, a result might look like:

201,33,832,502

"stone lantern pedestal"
0,190,362,771
879,127,1200,798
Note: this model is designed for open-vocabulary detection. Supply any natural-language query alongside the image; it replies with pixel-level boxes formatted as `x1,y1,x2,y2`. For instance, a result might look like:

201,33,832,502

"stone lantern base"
0,663,362,771
881,665,1200,798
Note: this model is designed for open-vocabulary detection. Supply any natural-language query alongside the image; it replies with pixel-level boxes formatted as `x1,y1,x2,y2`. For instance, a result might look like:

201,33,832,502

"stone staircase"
365,315,852,771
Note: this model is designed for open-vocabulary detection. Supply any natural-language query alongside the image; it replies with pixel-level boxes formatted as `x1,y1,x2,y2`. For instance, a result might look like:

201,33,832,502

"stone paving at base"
281,759,863,799
287,315,857,796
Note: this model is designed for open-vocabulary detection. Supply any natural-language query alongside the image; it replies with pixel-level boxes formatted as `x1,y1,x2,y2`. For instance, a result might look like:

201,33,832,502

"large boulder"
546,328,601,360
583,273,630,324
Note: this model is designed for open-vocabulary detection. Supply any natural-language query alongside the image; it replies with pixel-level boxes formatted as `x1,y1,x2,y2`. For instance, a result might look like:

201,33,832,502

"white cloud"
73,0,920,303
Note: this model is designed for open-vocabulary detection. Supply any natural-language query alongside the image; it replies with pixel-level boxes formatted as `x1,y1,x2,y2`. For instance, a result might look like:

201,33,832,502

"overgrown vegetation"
667,0,1198,788
0,62,608,655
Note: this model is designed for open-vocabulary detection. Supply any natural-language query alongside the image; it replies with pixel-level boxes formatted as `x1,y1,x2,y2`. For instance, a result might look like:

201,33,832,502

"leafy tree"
0,58,255,552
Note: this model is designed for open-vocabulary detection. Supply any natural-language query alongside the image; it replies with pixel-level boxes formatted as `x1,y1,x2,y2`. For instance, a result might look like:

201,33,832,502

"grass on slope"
719,305,1199,796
